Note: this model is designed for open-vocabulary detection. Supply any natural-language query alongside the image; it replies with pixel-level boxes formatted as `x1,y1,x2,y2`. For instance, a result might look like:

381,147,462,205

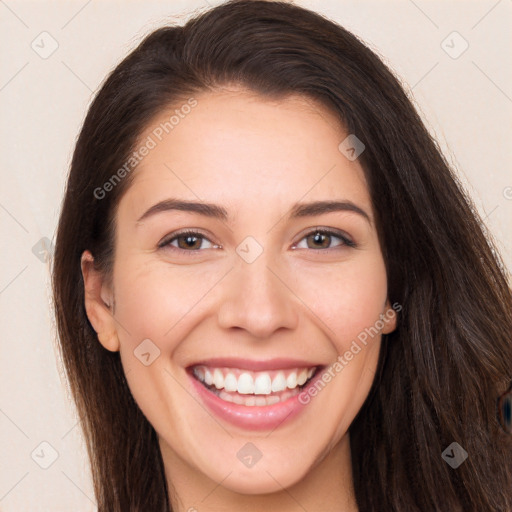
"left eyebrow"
288,200,371,225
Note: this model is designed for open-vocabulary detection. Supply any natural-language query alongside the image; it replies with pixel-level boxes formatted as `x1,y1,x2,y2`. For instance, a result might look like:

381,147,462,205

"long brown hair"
51,1,512,510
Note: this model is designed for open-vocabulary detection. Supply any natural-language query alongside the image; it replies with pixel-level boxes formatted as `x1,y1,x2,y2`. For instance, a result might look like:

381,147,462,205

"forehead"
119,88,371,222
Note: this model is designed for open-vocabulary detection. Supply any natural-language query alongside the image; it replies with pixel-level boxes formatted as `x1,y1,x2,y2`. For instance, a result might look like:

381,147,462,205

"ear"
381,298,398,335
80,250,120,352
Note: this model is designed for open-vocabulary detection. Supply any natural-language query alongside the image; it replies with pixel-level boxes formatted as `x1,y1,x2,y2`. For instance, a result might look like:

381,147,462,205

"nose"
217,253,299,338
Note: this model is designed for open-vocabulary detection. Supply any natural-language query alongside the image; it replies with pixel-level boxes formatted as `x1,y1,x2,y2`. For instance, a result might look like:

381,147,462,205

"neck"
160,433,359,512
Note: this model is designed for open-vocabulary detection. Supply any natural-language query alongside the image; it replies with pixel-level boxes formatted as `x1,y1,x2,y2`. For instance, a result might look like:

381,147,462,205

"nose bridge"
216,247,298,337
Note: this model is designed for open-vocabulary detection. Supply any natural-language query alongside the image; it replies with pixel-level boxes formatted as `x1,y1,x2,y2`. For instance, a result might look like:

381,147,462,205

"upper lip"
187,357,324,372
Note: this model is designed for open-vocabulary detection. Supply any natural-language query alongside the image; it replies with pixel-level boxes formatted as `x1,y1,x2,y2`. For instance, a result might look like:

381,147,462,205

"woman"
51,0,512,510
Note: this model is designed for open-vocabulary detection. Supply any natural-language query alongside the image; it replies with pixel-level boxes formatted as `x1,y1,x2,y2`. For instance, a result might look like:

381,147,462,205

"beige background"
0,1,511,510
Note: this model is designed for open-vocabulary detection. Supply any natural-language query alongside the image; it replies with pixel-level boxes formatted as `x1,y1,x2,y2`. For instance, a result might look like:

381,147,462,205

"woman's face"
83,88,396,495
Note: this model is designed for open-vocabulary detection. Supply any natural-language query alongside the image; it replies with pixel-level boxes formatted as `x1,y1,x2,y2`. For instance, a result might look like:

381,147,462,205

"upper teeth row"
193,366,316,395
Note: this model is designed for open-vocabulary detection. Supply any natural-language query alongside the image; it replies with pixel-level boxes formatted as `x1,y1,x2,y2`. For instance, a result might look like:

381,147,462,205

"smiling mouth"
189,365,322,407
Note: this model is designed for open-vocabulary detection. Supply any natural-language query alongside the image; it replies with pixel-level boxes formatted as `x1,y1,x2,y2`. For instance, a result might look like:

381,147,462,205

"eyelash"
158,228,357,255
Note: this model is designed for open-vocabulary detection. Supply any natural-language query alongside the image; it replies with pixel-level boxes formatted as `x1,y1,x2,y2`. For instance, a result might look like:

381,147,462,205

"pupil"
312,232,328,248
181,235,199,249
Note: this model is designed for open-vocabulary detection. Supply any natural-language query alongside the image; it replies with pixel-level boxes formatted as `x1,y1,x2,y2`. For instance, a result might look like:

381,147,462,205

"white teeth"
297,369,308,386
213,369,224,389
193,365,318,396
254,373,272,395
237,373,254,394
223,372,238,392
266,395,280,405
271,372,287,392
219,391,233,402
231,393,245,405
286,372,297,389
217,387,301,406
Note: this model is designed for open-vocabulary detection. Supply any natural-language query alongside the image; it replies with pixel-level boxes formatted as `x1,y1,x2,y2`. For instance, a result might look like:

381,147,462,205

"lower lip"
188,367,324,431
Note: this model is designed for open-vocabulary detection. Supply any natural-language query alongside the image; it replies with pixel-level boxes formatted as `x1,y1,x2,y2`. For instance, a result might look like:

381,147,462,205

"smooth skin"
81,87,397,512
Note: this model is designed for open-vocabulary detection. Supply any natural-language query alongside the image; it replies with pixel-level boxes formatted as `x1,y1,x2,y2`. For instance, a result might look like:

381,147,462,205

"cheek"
292,256,388,349
112,258,217,349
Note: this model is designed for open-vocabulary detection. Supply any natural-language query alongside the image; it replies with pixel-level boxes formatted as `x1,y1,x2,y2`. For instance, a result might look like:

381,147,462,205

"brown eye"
176,233,203,250
294,229,356,251
306,232,332,249
159,230,218,254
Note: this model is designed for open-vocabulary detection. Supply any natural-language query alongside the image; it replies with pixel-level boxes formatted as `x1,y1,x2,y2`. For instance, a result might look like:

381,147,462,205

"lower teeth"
203,379,311,407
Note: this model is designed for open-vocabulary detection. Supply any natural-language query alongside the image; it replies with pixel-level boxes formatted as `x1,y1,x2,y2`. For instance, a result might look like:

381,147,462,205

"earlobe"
81,250,120,352
381,299,398,334
97,329,120,352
